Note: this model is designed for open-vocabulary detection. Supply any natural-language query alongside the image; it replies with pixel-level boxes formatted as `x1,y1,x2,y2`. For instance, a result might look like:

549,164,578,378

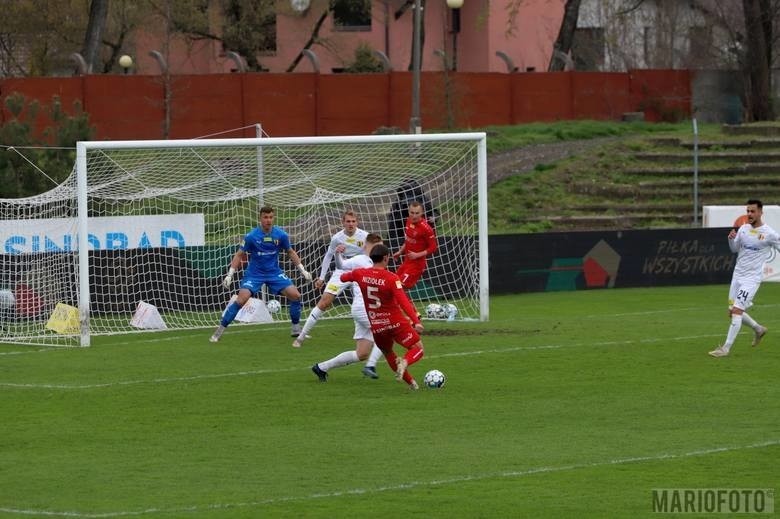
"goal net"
3,133,488,347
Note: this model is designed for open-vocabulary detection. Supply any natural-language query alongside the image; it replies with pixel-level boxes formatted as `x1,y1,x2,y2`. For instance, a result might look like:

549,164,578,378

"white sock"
319,350,359,372
301,306,324,336
741,312,760,331
723,314,742,352
365,345,384,368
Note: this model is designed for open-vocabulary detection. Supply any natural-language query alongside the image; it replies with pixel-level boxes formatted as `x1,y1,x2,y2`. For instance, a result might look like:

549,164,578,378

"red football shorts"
373,322,421,351
396,261,426,289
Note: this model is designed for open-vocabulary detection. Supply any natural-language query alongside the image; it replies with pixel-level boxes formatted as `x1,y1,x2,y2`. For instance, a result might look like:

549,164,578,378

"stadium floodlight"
0,132,488,347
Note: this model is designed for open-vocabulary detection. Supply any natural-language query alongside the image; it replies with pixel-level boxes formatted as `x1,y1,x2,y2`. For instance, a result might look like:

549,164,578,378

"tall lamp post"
410,0,463,134
447,0,463,70
410,0,422,134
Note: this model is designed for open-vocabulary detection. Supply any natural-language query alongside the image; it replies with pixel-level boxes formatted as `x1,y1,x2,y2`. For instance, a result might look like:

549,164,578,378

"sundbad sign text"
0,214,205,253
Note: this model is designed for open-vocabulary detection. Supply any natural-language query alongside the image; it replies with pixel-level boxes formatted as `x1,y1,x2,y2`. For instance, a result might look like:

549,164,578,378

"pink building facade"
131,1,564,75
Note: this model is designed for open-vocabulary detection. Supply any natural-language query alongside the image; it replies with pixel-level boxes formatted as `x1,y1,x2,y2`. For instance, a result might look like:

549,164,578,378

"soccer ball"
425,303,446,319
423,369,446,389
266,299,281,314
0,290,15,310
443,303,458,320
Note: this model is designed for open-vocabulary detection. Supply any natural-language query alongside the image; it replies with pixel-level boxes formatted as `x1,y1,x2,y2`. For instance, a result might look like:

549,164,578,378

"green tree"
0,94,94,198
220,0,276,71
0,0,87,76
137,0,277,72
345,43,385,73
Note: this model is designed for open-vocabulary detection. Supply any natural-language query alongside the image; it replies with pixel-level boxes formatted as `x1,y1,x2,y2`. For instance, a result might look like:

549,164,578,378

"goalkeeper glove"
222,267,236,289
297,264,312,282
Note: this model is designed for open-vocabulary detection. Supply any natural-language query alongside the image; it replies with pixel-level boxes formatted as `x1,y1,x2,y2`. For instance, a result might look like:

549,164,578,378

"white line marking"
1,439,776,518
584,306,707,318
0,349,51,357
0,321,339,354
0,332,725,390
0,366,303,389
583,302,780,319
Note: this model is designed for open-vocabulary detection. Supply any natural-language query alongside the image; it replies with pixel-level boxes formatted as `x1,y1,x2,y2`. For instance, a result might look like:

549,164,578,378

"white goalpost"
2,132,488,347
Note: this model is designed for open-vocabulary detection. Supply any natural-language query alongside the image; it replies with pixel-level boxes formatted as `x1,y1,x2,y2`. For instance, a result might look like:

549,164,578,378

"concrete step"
647,138,780,150
722,125,780,136
636,178,780,189
682,139,780,150
525,214,693,229
623,164,780,175
567,203,692,213
634,152,780,162
571,181,780,198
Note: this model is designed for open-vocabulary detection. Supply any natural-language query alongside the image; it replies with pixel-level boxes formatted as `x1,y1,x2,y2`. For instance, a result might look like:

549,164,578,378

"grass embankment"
483,120,723,233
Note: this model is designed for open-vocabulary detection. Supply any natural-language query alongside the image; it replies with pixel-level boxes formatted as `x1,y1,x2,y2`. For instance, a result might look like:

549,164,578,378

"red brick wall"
511,72,574,122
630,69,691,122
0,70,691,140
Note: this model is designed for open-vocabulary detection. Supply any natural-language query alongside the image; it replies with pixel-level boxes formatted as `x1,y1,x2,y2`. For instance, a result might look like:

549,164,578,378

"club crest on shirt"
395,280,403,289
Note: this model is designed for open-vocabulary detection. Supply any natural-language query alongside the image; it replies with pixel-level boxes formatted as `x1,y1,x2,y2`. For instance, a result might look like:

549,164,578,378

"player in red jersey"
392,200,438,289
340,243,425,389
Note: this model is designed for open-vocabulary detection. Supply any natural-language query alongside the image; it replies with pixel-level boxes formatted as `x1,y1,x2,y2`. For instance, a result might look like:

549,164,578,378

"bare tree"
286,8,330,72
742,0,774,120
548,0,582,71
99,1,136,74
82,0,110,72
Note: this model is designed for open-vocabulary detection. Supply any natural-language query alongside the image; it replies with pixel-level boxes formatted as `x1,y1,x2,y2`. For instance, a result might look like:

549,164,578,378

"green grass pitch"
0,284,778,518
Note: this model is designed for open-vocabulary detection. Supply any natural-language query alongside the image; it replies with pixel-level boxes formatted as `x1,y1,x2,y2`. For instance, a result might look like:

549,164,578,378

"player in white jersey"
311,234,385,381
710,199,780,357
293,211,368,348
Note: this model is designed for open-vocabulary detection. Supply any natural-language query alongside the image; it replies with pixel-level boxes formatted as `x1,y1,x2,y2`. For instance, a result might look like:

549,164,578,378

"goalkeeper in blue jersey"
210,206,312,342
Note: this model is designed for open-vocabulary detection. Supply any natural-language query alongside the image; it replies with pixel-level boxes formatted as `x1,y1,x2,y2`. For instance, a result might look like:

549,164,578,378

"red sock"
404,346,424,366
386,349,415,384
384,350,398,371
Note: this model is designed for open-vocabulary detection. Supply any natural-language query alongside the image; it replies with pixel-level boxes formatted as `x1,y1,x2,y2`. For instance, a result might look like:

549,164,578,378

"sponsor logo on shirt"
375,321,399,333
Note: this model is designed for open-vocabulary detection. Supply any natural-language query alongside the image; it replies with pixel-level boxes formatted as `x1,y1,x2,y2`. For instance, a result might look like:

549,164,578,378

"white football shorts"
324,268,349,296
728,276,760,311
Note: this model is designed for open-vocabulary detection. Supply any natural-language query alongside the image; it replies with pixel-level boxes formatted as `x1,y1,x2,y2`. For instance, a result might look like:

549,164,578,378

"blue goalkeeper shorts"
240,272,293,296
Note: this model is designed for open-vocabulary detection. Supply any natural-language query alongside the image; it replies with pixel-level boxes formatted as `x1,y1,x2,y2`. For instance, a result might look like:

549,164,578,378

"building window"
331,0,371,31
572,27,605,70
